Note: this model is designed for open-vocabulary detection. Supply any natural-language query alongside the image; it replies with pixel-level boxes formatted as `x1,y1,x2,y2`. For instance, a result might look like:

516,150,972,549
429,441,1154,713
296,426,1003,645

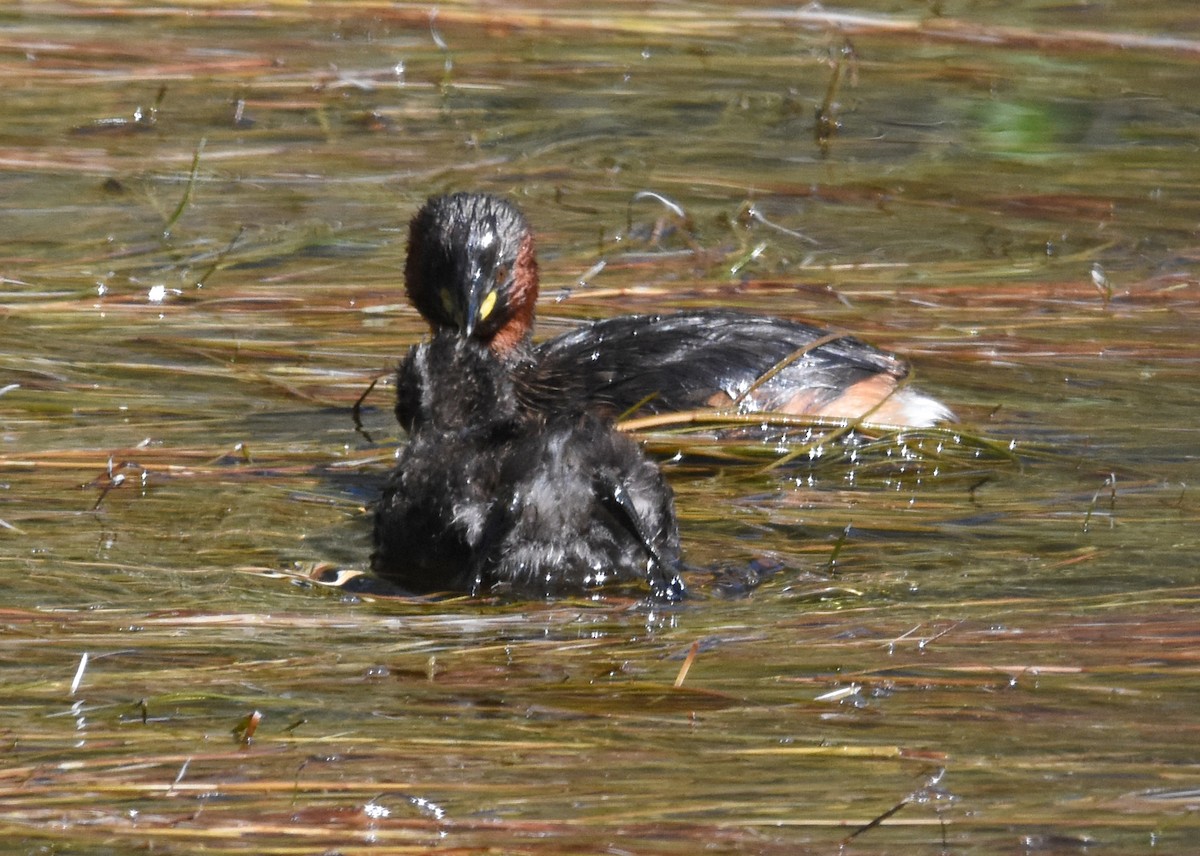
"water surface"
2,3,1198,853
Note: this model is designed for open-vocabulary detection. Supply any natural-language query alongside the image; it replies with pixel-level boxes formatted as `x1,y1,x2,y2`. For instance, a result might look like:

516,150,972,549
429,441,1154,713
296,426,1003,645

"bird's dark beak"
463,269,484,339
463,257,500,339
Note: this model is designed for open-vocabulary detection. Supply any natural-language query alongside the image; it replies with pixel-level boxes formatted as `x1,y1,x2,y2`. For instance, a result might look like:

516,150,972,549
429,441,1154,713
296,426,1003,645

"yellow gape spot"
478,290,497,323
439,288,456,321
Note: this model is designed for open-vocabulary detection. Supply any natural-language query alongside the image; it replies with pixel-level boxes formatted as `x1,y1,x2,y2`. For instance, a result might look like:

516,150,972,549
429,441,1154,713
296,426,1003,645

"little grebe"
371,330,685,600
404,192,953,427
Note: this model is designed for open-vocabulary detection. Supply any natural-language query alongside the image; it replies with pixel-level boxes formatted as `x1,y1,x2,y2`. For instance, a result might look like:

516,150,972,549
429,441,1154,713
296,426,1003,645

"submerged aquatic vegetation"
2,2,1199,854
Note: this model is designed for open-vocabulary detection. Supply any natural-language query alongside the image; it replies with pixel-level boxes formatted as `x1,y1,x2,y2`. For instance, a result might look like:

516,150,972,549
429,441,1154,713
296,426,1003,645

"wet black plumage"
371,332,684,600
521,308,915,417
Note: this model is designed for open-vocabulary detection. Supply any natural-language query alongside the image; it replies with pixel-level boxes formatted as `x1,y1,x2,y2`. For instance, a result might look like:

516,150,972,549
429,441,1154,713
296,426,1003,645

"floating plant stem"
815,40,856,155
1083,472,1117,533
69,652,89,696
673,639,701,688
194,224,245,289
352,374,383,443
826,523,851,574
232,710,262,746
163,137,206,239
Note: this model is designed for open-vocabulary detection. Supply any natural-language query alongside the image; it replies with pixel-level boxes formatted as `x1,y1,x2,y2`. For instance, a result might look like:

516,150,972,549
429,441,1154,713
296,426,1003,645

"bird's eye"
494,264,510,285
439,288,457,321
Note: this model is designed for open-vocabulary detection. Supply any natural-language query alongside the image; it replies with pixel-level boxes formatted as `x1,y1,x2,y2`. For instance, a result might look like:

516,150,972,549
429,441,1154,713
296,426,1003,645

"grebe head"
405,192,540,355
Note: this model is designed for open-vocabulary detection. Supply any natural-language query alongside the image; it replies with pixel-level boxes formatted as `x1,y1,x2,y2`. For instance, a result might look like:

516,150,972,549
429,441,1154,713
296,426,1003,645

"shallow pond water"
2,2,1199,854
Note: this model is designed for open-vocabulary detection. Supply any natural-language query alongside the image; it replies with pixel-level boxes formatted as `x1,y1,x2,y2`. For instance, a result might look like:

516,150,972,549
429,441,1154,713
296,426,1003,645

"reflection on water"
2,3,1198,853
